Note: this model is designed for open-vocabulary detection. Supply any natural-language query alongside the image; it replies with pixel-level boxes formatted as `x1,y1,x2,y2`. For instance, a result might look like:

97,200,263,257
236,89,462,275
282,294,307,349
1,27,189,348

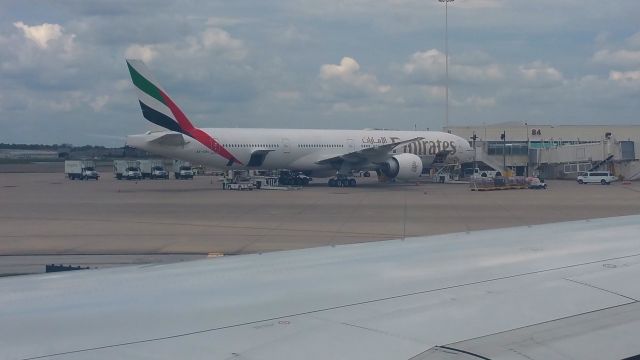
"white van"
577,171,617,185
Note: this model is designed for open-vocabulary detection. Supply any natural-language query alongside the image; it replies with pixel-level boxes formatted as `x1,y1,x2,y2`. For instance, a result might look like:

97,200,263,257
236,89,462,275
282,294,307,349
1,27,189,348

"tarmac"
1,168,639,275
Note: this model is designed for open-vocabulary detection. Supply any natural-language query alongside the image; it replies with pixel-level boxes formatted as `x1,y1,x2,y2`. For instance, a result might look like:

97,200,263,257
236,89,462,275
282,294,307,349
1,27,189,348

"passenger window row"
297,144,344,148
224,144,279,148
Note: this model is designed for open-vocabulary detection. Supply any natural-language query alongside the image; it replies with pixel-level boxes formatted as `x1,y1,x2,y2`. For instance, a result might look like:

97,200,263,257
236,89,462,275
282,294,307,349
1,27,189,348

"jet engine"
379,153,423,181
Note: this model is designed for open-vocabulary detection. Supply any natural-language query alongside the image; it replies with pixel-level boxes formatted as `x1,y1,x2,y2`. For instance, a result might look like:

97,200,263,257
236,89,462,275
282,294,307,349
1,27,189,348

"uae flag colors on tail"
126,59,241,166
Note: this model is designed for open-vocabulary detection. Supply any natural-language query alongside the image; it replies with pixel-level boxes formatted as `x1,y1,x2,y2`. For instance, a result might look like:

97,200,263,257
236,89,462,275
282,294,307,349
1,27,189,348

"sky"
1,0,639,146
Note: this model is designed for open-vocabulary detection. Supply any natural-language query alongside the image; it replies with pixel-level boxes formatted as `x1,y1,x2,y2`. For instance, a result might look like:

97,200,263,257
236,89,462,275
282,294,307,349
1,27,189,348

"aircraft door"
211,138,220,153
282,138,291,154
346,138,355,152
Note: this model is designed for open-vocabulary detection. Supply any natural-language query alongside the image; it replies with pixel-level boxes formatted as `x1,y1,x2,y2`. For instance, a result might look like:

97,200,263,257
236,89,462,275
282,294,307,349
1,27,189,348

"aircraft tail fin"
125,59,242,165
126,59,197,134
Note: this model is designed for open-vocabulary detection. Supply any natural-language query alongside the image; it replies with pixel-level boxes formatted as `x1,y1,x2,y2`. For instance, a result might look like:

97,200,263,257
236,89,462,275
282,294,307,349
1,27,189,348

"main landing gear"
328,177,357,187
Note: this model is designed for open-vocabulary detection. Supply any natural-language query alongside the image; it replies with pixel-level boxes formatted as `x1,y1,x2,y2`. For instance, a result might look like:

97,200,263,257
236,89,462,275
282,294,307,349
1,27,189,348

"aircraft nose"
451,135,474,163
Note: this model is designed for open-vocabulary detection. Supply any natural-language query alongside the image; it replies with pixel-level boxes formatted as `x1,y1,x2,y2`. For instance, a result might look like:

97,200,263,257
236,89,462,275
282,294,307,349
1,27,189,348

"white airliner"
124,59,474,186
2,215,640,359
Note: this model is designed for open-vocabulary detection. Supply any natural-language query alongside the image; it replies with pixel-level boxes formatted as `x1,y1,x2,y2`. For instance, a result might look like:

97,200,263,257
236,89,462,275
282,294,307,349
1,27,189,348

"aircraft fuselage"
127,128,473,176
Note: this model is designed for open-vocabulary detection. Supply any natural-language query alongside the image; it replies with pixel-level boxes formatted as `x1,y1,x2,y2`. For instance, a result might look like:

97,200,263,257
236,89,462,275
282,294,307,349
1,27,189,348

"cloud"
593,49,640,67
422,85,446,101
1,21,82,91
279,25,309,44
453,0,504,9
206,16,253,27
123,27,247,66
626,31,640,49
319,57,390,96
454,95,496,108
13,22,63,49
124,44,158,63
90,95,110,112
330,102,370,112
200,28,247,60
609,70,640,83
274,90,301,101
403,49,504,83
518,61,563,84
403,49,444,81
12,21,76,58
2,1,640,146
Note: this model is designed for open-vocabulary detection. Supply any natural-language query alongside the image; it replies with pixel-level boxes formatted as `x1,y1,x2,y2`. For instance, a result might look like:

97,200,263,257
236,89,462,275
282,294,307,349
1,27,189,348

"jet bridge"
532,138,637,179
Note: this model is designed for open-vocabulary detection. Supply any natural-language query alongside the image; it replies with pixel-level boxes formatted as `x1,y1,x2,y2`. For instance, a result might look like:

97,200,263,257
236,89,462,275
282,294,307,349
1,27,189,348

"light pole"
471,132,478,175
439,0,454,133
525,122,529,177
501,130,506,174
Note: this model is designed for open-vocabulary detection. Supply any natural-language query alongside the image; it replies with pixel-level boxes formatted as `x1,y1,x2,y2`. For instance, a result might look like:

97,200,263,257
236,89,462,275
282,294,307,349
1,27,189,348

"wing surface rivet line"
563,278,640,302
429,346,492,360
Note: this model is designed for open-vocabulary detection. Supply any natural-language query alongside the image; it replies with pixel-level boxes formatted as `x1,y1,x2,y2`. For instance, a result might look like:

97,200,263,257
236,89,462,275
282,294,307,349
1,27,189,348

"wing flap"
414,302,640,360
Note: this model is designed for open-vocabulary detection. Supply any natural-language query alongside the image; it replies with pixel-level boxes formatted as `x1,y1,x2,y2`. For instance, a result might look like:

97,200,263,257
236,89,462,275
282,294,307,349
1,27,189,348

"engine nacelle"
380,153,423,181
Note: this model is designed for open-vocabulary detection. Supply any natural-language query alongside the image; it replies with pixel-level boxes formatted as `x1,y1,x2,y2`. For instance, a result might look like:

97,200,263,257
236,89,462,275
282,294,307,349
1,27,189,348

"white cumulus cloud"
403,49,444,81
200,28,247,60
12,21,76,58
124,44,158,63
13,22,63,49
320,57,390,95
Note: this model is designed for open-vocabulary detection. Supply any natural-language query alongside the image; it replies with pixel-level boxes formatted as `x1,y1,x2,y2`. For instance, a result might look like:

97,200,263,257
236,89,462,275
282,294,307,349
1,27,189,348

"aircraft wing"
315,136,423,165
2,215,640,359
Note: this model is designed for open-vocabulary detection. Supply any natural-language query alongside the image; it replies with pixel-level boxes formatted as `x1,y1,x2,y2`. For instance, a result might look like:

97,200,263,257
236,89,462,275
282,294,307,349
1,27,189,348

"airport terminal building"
448,123,640,180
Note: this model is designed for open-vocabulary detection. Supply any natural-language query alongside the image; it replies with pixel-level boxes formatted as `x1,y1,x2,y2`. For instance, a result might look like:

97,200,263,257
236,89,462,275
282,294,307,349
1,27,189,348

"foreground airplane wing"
2,215,640,359
315,136,424,165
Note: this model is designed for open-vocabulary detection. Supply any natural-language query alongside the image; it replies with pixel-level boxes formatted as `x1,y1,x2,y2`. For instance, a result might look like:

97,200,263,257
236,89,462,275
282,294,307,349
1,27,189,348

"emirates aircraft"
125,59,474,186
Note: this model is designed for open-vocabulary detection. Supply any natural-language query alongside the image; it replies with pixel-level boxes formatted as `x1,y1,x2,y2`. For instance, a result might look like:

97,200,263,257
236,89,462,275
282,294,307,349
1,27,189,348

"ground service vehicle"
114,160,142,180
577,171,617,185
124,166,142,180
150,165,169,179
278,170,312,186
471,168,502,178
173,160,194,180
64,160,99,180
528,177,548,189
139,159,168,179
